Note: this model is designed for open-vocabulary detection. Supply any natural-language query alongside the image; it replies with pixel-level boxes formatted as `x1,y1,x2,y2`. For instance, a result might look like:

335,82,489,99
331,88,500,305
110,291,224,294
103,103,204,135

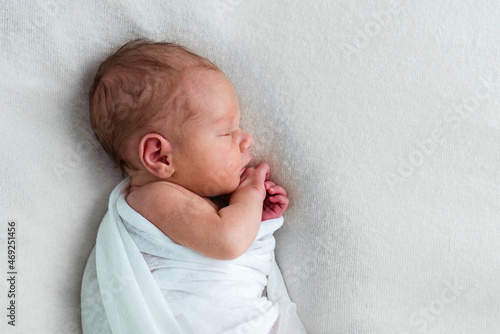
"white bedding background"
1,1,499,333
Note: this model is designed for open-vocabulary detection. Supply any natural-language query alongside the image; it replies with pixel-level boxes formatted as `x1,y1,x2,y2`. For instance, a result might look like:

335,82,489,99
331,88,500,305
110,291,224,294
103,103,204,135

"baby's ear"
139,133,174,178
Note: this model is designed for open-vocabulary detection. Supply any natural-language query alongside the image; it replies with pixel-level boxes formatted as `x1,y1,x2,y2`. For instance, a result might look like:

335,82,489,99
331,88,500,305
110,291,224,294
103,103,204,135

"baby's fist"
262,180,289,221
236,163,270,198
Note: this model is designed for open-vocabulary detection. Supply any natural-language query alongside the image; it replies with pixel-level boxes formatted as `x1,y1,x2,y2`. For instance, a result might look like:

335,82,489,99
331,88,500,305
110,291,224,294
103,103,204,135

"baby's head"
89,39,253,196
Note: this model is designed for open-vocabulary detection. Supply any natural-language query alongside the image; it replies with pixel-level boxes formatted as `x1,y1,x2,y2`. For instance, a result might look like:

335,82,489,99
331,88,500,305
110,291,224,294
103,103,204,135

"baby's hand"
262,180,289,221
233,163,270,200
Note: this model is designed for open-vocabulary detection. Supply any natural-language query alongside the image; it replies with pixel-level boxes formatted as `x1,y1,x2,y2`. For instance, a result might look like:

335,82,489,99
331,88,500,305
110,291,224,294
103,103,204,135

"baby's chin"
217,184,239,196
199,179,240,197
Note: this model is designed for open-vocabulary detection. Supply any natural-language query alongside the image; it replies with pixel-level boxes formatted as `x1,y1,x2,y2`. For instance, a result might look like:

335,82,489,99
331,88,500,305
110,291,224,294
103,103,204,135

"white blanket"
81,178,307,334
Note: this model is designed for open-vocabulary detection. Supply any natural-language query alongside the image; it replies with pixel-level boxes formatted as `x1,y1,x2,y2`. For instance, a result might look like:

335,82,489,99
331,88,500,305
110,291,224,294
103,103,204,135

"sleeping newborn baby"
81,39,307,334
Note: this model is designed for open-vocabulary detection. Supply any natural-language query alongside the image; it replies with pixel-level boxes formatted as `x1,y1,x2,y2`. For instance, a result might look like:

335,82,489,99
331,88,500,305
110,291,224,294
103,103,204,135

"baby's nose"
240,132,253,151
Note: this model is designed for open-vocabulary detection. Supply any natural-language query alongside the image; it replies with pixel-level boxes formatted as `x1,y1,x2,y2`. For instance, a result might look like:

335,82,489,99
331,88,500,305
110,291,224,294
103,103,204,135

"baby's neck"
204,195,230,211
127,171,161,194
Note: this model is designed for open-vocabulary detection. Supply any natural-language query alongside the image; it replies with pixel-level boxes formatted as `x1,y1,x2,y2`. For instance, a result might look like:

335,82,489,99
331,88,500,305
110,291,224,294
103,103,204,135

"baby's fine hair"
89,38,219,174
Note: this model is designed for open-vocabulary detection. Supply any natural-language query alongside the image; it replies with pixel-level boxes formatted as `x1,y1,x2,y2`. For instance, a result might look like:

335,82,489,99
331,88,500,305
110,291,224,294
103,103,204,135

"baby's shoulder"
126,181,217,224
125,181,225,249
127,181,199,210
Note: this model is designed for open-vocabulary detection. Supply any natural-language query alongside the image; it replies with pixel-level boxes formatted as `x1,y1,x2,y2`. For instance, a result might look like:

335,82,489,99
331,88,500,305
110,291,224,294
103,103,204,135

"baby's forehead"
179,68,228,97
149,70,213,131
177,69,236,116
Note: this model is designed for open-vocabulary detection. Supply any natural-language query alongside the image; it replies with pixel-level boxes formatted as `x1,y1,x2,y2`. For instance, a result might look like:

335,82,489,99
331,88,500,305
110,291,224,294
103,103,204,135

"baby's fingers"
266,184,287,196
264,180,275,190
267,194,289,205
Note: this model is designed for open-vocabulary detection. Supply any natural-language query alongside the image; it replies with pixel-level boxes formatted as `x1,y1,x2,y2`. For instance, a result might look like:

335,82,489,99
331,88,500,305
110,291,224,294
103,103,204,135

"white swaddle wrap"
81,178,308,333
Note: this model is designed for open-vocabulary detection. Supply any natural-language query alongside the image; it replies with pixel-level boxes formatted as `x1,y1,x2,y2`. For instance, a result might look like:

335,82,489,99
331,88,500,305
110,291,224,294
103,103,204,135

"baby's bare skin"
125,69,288,260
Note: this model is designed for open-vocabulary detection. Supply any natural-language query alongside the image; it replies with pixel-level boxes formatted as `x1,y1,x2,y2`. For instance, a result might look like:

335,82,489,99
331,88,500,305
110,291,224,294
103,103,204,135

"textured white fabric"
1,1,499,333
81,178,307,334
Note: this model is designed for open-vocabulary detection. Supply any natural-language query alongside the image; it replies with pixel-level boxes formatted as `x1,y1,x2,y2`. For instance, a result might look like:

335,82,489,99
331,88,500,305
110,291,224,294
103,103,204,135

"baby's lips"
244,155,252,168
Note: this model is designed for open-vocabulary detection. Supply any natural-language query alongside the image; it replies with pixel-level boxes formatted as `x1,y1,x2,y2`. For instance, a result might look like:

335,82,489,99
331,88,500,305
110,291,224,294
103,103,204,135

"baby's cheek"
221,157,240,175
228,155,240,168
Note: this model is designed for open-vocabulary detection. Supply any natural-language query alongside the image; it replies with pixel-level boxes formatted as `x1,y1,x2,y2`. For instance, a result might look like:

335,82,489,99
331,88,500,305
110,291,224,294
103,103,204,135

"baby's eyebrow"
214,113,237,126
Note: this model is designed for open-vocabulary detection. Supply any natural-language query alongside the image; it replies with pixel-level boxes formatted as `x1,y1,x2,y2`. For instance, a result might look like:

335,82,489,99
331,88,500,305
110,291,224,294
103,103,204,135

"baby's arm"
216,163,269,248
127,163,269,260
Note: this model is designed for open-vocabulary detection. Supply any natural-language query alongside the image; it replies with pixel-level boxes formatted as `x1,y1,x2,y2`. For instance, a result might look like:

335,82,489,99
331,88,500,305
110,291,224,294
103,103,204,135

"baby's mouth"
240,163,249,173
244,156,252,168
